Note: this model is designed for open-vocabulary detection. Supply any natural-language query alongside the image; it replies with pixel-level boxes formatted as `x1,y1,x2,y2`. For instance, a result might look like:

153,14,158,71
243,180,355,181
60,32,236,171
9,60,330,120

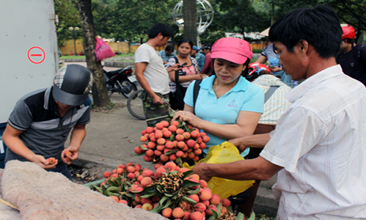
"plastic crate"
0,123,8,169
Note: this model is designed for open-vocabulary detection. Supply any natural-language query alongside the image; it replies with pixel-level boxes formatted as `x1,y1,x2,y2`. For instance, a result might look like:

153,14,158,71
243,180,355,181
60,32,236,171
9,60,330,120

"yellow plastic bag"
183,141,255,199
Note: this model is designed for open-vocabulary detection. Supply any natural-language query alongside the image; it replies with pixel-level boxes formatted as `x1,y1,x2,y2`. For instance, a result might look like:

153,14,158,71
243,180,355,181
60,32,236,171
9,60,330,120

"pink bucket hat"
211,37,253,64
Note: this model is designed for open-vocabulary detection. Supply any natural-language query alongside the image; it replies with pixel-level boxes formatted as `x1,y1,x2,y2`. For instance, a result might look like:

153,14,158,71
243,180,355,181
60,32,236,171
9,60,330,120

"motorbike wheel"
118,80,137,98
127,89,146,120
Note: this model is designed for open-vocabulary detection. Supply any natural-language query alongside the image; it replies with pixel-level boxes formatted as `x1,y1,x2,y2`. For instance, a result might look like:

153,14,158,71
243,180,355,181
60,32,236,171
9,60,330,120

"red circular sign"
27,46,46,64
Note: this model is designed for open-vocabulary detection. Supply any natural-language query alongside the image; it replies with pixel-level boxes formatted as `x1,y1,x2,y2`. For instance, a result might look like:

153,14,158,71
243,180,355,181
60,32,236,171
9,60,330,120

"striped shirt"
261,65,366,219
5,87,90,162
252,74,292,125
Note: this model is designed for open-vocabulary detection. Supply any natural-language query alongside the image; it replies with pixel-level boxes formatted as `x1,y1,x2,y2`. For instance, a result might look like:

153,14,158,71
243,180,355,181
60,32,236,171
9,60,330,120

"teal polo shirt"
184,75,264,157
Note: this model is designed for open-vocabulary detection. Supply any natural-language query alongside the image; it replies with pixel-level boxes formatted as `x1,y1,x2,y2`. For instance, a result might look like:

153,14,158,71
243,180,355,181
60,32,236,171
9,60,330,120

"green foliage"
198,0,270,43
262,0,366,32
92,0,177,42
54,0,81,46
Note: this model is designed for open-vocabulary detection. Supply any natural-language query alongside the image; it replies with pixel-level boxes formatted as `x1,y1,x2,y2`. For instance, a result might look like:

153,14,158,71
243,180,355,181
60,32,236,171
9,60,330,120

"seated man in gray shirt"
3,64,93,180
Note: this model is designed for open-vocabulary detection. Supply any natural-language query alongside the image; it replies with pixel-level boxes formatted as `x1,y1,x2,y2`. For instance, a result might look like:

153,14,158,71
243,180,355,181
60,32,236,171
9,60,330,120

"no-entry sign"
27,46,46,64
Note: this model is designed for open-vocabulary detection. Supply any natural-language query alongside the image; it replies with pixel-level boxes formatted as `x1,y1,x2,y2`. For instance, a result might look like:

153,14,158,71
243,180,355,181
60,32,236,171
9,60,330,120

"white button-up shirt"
261,65,366,219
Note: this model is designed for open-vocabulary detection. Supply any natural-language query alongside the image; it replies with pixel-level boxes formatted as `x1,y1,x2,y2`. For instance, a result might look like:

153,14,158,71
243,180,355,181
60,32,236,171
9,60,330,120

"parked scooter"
104,66,138,98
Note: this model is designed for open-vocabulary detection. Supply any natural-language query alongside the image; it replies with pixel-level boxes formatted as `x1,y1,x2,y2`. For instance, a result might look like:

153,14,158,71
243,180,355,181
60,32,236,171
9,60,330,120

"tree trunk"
77,0,110,107
183,0,197,44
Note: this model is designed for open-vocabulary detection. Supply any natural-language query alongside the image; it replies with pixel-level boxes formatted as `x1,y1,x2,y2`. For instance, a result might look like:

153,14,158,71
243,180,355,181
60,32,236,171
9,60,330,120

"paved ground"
63,61,278,217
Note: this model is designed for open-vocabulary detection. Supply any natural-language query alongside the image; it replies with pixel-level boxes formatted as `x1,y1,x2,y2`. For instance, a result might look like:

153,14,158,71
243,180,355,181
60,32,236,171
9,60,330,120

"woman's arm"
173,110,262,140
168,71,202,83
198,110,262,139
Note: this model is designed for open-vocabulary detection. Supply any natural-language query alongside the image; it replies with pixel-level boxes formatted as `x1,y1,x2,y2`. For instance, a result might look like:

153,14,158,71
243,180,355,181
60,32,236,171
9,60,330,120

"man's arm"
192,156,282,182
2,124,56,168
135,62,164,105
62,124,86,165
256,55,268,64
229,133,271,152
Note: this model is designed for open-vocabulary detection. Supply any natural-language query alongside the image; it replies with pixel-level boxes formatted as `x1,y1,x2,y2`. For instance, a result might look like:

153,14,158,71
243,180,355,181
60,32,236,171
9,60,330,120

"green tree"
54,0,81,46
77,0,111,107
92,0,177,42
263,0,366,32
199,0,270,43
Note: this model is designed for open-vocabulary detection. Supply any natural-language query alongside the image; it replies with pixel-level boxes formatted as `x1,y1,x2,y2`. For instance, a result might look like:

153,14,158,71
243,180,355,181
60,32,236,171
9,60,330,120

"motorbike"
103,66,138,98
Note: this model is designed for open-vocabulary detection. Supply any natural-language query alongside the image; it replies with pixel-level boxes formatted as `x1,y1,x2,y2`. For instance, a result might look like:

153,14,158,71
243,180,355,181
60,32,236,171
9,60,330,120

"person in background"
256,41,293,87
337,24,366,86
173,37,264,159
201,43,213,75
192,5,366,219
134,23,179,126
3,64,93,180
234,62,292,217
167,39,202,110
191,46,205,72
159,45,176,64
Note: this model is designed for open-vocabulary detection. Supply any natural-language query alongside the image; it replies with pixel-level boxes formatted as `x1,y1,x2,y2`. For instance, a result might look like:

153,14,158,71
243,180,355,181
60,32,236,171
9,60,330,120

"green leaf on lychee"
175,157,183,165
150,205,163,213
186,187,200,195
216,203,222,214
91,185,103,194
164,149,178,156
182,196,197,204
106,186,120,193
182,170,193,179
140,192,156,198
211,209,219,218
161,198,172,209
140,144,148,150
182,179,200,188
158,196,169,206
234,212,245,220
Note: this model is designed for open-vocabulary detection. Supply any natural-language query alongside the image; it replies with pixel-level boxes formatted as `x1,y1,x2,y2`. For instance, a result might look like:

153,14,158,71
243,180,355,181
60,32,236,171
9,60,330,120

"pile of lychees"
93,162,245,220
134,120,210,166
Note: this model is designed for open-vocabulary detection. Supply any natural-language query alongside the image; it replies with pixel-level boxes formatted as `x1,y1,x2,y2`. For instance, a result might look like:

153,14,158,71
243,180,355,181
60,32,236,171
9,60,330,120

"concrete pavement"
63,61,278,217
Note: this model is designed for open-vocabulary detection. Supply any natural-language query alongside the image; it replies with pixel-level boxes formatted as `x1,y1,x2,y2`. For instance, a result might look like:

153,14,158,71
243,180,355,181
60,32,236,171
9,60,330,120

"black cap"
200,44,212,50
53,64,93,106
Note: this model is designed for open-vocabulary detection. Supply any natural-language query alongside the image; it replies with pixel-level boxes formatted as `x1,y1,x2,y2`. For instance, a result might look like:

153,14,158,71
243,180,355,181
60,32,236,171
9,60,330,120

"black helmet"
52,64,93,106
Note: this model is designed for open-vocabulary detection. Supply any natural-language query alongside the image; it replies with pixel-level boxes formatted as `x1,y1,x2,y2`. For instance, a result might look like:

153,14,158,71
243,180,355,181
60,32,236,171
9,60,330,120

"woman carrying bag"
167,38,203,110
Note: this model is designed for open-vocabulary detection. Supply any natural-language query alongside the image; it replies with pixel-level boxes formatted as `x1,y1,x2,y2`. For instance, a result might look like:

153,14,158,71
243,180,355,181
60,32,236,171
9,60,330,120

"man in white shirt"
192,6,366,219
135,23,179,126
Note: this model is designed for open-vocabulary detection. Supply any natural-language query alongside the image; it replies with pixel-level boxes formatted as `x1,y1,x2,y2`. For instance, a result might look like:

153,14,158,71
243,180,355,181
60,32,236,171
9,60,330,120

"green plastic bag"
183,141,255,199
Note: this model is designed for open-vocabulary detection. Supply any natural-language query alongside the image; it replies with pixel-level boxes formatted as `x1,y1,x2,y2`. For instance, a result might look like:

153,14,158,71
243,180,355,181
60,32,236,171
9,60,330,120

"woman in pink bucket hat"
173,37,264,158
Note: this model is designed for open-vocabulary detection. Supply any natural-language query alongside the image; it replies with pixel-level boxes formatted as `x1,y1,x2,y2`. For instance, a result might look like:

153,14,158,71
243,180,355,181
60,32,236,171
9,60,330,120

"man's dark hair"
165,45,174,52
269,5,342,58
148,23,174,39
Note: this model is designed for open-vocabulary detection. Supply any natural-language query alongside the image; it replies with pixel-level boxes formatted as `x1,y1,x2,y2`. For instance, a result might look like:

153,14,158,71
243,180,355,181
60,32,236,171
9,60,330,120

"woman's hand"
166,63,180,73
172,111,204,128
229,137,248,153
195,74,203,80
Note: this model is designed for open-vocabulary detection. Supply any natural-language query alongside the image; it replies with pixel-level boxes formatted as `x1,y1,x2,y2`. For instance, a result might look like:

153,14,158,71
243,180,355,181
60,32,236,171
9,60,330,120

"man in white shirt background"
192,5,366,219
134,23,179,126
